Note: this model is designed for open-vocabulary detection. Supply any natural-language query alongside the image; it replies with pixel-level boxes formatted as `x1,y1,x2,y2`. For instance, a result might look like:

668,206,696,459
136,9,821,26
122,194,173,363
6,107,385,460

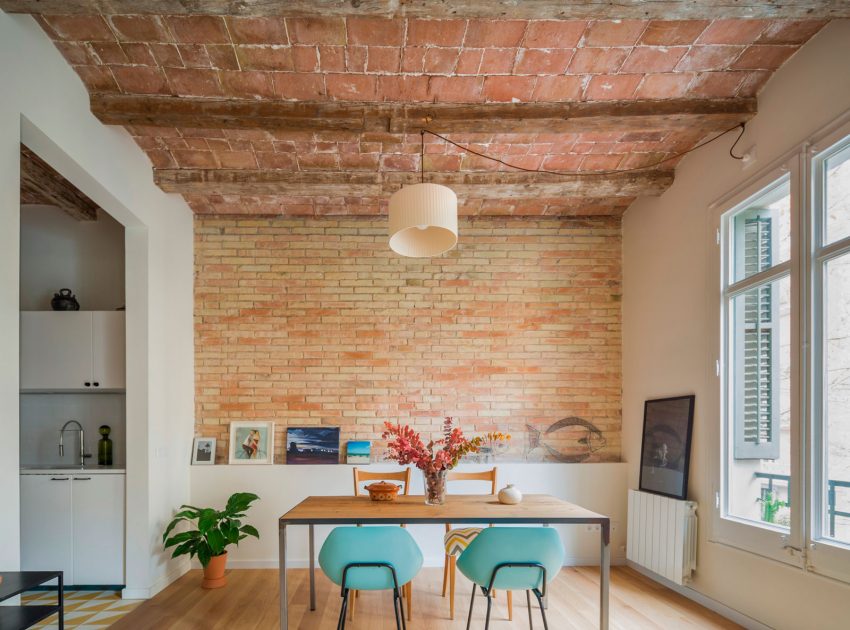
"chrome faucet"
59,420,91,467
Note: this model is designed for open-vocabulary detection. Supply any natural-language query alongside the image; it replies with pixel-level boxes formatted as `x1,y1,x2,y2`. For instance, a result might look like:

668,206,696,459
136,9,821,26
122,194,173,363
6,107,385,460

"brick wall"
195,216,622,463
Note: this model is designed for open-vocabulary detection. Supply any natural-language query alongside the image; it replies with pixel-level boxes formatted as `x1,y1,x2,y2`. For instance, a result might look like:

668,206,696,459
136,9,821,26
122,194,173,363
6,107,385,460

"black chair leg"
465,583,476,630
533,589,549,630
337,588,349,630
527,590,534,629
397,587,407,630
484,594,493,630
392,588,403,630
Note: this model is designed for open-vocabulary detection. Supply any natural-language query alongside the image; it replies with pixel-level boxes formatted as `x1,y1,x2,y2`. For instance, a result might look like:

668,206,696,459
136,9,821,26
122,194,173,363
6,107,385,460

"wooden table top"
279,494,609,526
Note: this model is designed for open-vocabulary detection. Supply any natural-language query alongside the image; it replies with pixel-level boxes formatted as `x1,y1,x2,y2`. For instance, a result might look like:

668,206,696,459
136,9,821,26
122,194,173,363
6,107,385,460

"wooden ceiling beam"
154,169,674,199
92,95,756,135
20,145,99,221
1,0,847,19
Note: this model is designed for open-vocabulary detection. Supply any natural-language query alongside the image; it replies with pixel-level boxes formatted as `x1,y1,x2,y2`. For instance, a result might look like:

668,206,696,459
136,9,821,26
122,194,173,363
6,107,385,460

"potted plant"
162,492,260,588
383,417,482,505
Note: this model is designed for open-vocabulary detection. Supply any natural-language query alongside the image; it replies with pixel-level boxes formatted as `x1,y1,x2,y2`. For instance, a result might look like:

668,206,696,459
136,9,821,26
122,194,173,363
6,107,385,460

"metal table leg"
600,521,610,630
309,524,316,611
279,523,288,630
58,571,64,630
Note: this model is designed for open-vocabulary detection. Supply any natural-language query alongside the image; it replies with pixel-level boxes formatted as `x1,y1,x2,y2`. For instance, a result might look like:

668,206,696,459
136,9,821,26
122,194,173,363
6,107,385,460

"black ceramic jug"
51,288,80,311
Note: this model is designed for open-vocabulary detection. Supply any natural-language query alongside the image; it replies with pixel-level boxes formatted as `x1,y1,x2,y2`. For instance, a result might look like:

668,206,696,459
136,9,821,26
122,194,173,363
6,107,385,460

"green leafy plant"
757,491,787,524
163,492,260,567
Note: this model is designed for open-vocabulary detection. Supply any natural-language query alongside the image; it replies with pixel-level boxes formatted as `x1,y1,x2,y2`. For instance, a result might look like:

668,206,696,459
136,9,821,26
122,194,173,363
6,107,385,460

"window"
715,123,850,580
722,177,795,537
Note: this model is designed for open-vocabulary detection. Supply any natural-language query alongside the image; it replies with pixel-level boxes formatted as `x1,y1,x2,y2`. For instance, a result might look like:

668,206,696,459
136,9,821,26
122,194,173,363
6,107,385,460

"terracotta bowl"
365,480,401,502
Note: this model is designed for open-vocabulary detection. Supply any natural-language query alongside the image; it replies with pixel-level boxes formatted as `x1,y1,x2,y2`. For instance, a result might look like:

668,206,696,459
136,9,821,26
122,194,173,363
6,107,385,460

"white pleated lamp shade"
388,183,458,257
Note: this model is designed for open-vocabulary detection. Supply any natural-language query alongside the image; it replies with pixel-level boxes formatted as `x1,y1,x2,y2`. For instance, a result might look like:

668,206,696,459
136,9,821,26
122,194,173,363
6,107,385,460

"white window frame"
807,120,850,583
708,111,850,582
709,157,804,567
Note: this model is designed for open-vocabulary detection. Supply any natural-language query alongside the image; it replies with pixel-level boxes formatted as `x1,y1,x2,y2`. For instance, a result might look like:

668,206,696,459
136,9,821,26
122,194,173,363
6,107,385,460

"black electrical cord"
419,122,747,177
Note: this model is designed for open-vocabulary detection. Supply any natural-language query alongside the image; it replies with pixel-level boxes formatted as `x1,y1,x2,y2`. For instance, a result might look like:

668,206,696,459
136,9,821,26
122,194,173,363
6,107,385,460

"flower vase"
424,469,448,505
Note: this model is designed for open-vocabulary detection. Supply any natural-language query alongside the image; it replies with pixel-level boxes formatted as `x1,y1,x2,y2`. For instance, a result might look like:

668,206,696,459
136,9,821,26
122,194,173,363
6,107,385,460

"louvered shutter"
734,215,780,460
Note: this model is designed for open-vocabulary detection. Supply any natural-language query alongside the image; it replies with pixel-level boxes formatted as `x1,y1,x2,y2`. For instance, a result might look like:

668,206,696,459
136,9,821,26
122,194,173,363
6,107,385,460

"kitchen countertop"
20,466,125,474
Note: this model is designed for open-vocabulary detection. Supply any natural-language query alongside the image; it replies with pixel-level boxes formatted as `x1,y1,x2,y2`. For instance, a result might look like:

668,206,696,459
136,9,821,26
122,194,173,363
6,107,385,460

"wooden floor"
112,567,740,629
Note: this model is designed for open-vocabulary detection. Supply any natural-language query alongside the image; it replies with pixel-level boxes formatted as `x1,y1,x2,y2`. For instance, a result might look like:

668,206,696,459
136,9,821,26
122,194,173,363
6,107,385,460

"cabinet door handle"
50,477,70,481
84,382,91,387
74,477,92,481
93,382,100,387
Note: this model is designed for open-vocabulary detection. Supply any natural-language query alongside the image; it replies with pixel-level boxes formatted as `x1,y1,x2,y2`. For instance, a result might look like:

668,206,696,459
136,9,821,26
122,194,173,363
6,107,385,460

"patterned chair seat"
444,527,483,556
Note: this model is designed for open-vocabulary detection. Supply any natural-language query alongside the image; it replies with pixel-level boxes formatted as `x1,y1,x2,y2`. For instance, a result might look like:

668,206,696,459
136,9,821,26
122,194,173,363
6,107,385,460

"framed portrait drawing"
639,395,695,500
228,421,275,465
191,437,216,465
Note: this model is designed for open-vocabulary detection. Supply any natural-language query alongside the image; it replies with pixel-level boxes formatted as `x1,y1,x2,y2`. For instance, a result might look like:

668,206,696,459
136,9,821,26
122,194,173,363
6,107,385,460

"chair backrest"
353,467,412,496
319,526,423,591
447,468,498,495
446,467,497,531
456,527,565,592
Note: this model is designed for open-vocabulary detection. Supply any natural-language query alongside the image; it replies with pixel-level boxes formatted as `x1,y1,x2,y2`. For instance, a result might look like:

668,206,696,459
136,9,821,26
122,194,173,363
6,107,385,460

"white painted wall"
20,205,125,311
623,20,850,630
191,463,628,568
0,12,194,598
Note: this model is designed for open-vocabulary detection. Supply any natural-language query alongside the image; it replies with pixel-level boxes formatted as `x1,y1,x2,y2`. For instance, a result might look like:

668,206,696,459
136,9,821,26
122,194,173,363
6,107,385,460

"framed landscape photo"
285,427,340,464
639,395,695,500
346,440,371,464
191,437,216,465
229,421,275,465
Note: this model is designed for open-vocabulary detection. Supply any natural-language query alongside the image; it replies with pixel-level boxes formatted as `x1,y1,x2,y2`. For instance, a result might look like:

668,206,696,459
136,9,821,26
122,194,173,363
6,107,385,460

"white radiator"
627,489,697,585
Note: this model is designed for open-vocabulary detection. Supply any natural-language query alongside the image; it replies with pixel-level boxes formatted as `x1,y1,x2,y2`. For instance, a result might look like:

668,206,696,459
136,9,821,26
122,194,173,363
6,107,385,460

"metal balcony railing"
754,471,850,537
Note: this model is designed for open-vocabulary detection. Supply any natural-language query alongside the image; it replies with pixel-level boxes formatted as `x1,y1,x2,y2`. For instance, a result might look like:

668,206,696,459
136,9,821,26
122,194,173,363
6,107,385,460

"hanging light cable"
387,124,747,258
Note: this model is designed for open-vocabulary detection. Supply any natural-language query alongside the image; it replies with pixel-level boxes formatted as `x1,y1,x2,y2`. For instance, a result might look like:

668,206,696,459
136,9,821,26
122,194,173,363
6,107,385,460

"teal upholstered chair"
318,526,423,630
456,527,565,629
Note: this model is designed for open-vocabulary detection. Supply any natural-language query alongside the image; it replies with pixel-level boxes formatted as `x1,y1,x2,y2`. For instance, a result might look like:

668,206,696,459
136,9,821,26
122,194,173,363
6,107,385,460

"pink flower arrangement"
382,417,482,474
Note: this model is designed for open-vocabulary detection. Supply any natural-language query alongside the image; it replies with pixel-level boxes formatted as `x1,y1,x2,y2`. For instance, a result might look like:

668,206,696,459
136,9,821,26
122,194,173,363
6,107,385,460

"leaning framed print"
638,395,695,500
228,421,275,464
191,437,216,465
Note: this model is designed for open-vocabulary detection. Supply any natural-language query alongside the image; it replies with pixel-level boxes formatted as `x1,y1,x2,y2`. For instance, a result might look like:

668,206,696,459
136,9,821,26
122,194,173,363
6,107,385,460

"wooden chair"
441,468,512,620
351,467,414,621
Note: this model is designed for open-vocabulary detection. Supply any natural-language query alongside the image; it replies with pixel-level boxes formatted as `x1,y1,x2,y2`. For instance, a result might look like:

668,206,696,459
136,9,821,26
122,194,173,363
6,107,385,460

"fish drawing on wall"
525,417,607,463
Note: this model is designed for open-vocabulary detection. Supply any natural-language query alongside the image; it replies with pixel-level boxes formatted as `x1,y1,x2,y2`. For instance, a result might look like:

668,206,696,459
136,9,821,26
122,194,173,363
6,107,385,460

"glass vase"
423,469,448,505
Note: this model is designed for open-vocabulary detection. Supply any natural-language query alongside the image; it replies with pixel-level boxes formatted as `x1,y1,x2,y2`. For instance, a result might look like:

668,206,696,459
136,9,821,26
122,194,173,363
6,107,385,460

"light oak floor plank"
111,567,741,629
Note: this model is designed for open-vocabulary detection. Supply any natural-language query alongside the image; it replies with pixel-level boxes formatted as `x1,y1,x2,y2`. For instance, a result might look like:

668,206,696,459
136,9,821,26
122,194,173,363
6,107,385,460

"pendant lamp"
388,130,458,258
388,182,458,257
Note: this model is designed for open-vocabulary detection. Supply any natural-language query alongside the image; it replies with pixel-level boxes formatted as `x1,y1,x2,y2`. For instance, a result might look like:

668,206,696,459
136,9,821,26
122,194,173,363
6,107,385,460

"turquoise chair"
456,527,565,630
318,526,423,630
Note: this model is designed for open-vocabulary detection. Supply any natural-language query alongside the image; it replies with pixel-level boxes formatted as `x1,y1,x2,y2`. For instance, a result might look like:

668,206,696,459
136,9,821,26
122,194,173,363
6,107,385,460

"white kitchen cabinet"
20,474,74,585
72,474,125,584
20,311,125,391
91,312,126,390
20,312,93,390
20,472,125,586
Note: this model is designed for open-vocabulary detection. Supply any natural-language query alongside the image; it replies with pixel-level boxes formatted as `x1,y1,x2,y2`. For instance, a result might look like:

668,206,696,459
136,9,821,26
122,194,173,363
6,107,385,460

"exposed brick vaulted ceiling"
19,10,831,216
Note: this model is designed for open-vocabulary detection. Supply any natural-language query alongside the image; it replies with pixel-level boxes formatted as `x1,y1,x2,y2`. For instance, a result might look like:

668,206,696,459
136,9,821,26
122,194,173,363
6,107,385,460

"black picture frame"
638,395,695,500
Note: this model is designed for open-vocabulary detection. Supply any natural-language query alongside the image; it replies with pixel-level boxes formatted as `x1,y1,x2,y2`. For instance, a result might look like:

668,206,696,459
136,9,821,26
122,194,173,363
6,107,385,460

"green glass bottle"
98,425,113,466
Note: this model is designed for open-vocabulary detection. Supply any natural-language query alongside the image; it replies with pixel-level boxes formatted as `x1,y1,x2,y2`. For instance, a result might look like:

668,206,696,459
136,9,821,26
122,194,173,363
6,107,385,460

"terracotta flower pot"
202,552,228,589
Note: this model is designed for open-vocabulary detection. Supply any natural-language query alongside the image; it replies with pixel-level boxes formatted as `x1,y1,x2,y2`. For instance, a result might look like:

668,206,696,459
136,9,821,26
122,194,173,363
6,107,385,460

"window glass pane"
824,142,850,245
824,252,850,543
727,275,791,528
731,177,791,283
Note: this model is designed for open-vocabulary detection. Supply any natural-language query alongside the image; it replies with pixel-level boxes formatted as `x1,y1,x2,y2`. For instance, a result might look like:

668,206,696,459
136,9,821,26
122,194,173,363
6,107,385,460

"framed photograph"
639,395,695,500
346,440,371,464
228,421,275,465
285,427,340,464
192,437,216,465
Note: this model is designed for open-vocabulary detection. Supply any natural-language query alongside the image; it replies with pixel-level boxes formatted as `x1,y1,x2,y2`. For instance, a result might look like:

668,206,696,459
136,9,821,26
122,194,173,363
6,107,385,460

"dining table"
278,494,611,629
